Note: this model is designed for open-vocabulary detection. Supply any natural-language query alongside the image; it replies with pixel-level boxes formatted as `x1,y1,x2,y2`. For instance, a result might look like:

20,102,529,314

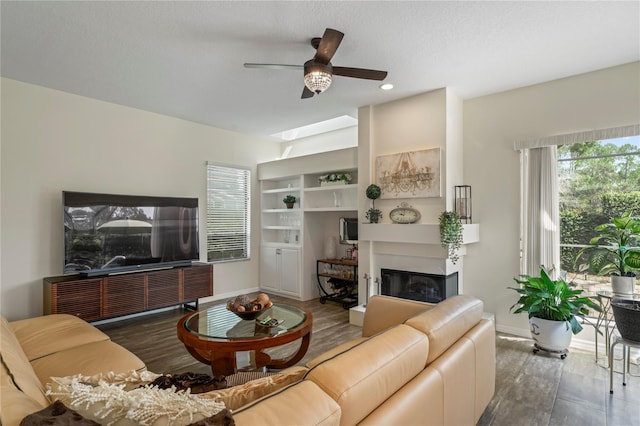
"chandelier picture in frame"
376,148,441,199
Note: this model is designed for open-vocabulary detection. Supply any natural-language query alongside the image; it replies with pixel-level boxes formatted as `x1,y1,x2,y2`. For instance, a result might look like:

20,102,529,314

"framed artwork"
376,148,441,199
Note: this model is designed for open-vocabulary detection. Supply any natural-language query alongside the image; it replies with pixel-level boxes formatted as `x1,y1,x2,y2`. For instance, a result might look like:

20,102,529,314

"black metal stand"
316,259,358,309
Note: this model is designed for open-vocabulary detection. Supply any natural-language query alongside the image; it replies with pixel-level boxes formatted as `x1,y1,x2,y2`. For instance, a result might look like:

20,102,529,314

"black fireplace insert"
381,269,458,303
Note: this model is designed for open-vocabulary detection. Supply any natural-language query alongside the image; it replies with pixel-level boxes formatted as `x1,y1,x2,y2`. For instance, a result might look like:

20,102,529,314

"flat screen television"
63,191,199,277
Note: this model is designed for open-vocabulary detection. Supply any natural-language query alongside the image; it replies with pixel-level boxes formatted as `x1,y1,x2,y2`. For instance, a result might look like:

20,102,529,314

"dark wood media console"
43,263,213,322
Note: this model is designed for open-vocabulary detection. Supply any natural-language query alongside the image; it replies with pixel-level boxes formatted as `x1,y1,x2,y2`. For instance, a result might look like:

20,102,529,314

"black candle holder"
454,185,472,224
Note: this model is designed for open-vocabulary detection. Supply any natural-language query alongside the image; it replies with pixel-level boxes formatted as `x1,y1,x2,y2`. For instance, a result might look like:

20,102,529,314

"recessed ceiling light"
379,83,394,90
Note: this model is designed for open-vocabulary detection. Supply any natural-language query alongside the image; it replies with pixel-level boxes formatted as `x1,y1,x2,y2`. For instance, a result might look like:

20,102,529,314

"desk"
177,303,312,376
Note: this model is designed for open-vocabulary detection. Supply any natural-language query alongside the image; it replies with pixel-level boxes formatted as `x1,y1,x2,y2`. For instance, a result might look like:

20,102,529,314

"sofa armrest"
362,295,433,337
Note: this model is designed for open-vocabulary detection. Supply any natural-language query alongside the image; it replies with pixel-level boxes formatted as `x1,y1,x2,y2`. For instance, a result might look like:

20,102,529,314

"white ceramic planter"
611,275,636,295
529,317,573,352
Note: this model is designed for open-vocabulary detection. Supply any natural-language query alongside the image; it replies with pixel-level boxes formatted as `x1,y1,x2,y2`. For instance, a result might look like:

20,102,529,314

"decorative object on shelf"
454,185,472,224
366,208,382,224
283,195,297,209
439,211,463,264
333,191,341,207
376,148,441,199
389,202,420,224
324,236,337,259
508,266,601,358
577,212,640,295
365,184,382,223
318,172,352,186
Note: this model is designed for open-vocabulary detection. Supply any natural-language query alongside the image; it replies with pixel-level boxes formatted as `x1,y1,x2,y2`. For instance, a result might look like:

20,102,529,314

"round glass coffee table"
177,303,312,377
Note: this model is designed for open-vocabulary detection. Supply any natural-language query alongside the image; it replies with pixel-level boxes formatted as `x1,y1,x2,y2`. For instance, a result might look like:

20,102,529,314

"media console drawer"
43,263,213,322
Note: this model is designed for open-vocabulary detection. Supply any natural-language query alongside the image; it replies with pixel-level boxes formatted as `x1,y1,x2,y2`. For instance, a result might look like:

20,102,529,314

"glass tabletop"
184,303,307,340
596,291,640,300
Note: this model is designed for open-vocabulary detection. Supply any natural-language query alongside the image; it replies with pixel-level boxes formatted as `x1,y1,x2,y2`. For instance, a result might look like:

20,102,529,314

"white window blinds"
206,163,251,262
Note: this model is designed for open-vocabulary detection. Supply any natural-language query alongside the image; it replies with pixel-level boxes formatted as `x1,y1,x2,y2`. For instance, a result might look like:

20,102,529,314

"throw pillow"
20,400,99,426
198,365,307,411
47,373,227,425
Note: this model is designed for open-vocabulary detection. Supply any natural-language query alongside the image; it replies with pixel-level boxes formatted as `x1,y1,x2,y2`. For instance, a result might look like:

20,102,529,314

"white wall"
463,62,640,338
0,78,281,320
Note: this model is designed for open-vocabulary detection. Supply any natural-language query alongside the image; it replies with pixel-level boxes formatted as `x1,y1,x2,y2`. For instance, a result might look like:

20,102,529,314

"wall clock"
389,202,420,224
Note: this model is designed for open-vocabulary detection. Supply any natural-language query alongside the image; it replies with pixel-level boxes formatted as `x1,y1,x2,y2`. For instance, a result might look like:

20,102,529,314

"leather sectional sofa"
1,294,495,425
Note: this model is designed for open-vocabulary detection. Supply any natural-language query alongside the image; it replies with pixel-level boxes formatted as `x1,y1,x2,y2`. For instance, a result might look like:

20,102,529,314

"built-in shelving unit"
257,148,359,301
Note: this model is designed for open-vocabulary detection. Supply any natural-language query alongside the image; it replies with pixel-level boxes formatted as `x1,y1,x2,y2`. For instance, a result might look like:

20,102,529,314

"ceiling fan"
244,28,388,99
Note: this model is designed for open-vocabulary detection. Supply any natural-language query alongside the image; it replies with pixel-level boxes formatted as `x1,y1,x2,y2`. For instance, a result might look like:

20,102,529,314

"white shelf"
262,187,301,194
304,184,358,192
263,225,300,230
262,208,301,213
305,207,358,212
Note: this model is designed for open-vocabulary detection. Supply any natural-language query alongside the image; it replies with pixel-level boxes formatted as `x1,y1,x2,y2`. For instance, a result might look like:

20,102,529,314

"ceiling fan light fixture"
304,60,333,94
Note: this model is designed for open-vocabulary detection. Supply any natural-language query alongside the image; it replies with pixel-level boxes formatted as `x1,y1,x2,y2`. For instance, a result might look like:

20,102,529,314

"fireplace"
381,269,458,303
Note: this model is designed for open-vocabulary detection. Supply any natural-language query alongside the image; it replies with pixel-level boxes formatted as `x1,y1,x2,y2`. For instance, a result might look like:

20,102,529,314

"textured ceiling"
2,1,638,138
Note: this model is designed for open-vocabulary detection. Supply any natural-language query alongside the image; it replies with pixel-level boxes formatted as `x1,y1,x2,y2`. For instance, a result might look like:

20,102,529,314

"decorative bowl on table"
226,293,273,320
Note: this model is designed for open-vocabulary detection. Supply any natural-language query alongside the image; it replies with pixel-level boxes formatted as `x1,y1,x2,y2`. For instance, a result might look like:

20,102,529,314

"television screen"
339,217,358,245
63,191,199,276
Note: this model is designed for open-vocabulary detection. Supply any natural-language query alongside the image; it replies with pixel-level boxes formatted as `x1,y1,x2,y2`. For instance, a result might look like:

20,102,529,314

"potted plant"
439,211,463,264
509,266,601,357
365,184,382,223
283,195,296,209
578,211,640,295
318,172,353,186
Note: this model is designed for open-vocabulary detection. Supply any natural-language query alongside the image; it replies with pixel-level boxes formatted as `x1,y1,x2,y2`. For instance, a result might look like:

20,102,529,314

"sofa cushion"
199,365,308,410
232,380,341,426
0,316,50,407
305,337,367,369
31,340,145,385
362,295,434,337
405,294,483,364
305,324,428,426
10,314,110,361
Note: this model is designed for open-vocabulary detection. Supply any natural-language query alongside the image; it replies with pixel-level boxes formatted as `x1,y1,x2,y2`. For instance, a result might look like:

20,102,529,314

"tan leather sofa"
0,313,146,425
233,294,496,425
1,294,495,425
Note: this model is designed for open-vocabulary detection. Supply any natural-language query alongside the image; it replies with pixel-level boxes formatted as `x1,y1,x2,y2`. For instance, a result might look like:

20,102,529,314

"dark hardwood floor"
98,295,640,425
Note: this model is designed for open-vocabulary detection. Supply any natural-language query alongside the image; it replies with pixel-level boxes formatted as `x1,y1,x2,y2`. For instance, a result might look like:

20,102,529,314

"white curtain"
517,124,639,277
521,146,560,277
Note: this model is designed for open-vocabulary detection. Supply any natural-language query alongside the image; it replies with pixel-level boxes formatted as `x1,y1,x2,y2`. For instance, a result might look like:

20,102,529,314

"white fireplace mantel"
359,223,479,245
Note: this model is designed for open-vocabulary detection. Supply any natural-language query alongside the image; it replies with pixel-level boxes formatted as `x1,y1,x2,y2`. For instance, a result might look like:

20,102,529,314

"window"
558,136,640,292
206,163,251,262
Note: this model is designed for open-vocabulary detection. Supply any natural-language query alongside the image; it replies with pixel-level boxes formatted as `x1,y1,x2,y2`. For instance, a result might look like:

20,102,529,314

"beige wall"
0,78,280,320
463,62,640,337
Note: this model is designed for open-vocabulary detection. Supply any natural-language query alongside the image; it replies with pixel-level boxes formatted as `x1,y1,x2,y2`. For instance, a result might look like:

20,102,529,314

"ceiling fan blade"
301,86,315,99
333,66,388,81
244,63,303,71
314,28,344,64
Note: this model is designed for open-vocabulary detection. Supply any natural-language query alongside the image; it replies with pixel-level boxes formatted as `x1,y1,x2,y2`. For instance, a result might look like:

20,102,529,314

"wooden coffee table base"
177,308,312,377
